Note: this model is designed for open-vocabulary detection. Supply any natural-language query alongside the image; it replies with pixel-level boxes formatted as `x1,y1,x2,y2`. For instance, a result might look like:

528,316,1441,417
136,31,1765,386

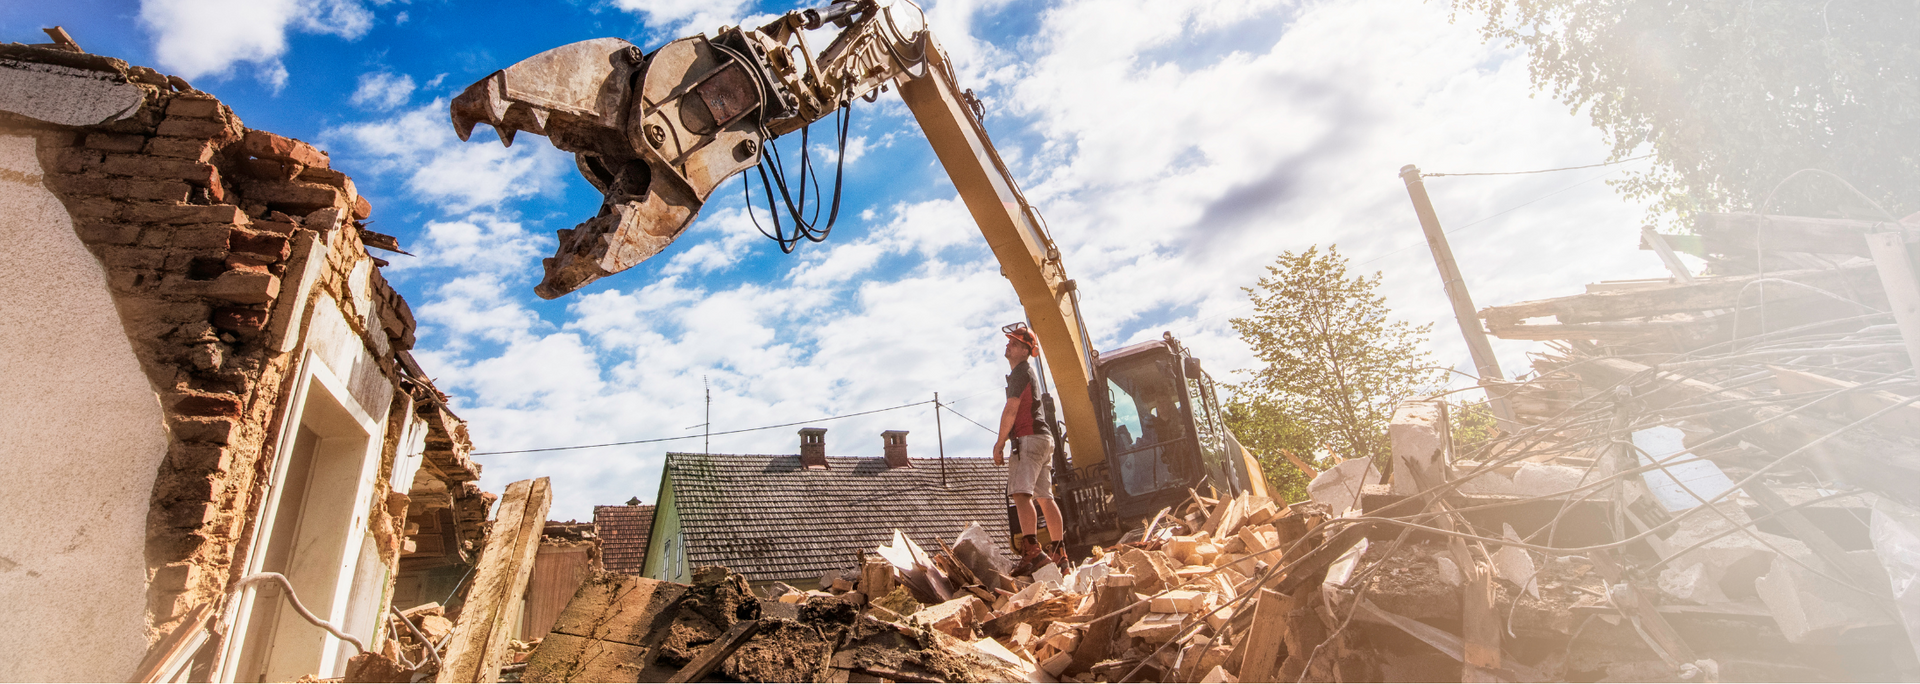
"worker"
993,326,1067,574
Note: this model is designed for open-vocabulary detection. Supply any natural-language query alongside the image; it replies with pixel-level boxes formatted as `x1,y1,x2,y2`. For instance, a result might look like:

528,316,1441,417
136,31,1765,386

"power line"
1422,153,1653,177
473,400,933,455
937,401,999,435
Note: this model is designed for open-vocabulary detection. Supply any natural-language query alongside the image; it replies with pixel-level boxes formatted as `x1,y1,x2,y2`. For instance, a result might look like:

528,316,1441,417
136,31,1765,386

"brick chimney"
882,430,911,469
799,428,828,469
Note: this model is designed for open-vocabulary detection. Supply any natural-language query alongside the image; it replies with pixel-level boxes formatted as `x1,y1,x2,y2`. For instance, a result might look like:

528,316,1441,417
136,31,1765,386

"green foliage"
1223,398,1316,503
1449,400,1499,454
1450,0,1920,226
1227,246,1445,488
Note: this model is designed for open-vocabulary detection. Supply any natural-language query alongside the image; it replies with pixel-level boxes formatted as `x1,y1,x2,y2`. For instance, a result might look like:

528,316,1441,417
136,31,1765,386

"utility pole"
1400,164,1517,432
934,392,947,489
704,376,711,454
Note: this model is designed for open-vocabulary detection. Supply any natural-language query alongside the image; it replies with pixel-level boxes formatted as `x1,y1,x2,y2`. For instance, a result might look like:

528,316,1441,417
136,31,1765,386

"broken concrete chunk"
1308,458,1379,517
911,595,988,639
1150,589,1202,613
1491,523,1540,600
1511,462,1593,497
1125,612,1184,643
1657,561,1730,605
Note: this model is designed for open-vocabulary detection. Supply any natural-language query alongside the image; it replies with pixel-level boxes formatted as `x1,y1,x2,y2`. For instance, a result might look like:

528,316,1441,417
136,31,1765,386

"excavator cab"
1056,333,1251,547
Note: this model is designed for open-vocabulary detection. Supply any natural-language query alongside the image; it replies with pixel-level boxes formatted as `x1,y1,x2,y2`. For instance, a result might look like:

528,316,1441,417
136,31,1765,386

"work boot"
1045,540,1070,572
1009,534,1046,577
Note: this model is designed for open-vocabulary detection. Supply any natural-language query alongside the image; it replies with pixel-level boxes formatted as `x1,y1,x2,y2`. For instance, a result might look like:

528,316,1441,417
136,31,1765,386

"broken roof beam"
438,477,552,683
1480,263,1882,328
1694,212,1916,258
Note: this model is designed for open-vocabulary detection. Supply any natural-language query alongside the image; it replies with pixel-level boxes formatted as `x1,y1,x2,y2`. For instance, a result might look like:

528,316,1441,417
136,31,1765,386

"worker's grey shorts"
1007,433,1056,499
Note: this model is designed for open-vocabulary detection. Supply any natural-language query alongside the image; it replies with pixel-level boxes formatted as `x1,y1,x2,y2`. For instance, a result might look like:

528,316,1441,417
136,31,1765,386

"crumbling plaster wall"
0,132,168,681
0,44,489,681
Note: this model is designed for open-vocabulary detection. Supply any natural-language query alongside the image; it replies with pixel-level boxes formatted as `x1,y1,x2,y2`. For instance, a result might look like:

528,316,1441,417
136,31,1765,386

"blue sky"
6,0,1676,521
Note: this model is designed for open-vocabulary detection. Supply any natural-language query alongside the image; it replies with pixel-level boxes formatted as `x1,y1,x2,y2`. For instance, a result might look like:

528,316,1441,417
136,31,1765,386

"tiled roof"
593,504,656,575
665,453,1011,583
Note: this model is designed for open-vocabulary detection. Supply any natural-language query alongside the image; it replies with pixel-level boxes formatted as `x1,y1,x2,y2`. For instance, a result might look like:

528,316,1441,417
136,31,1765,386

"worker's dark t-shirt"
1005,359,1046,439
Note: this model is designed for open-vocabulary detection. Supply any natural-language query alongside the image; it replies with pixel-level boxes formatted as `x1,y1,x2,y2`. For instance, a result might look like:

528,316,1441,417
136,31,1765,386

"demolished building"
0,39,494,682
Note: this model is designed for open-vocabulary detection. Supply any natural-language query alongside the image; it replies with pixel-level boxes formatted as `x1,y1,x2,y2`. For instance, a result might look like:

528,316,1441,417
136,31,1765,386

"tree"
1450,0,1920,226
1225,246,1445,497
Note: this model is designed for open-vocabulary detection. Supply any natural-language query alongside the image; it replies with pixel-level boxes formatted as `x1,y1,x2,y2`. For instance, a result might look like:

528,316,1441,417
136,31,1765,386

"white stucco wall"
0,133,170,681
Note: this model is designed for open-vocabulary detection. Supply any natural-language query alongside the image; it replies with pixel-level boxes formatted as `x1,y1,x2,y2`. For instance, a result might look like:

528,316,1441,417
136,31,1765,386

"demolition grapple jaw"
449,32,780,298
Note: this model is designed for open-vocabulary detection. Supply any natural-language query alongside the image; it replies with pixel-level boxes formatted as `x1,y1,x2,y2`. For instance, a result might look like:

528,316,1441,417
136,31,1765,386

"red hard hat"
1004,327,1040,354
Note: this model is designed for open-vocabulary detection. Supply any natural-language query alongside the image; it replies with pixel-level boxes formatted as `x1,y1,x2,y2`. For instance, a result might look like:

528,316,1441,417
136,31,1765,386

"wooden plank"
1768,366,1920,438
1866,231,1920,371
1480,263,1880,327
1070,580,1131,671
522,545,595,640
1460,562,1501,682
1695,212,1911,257
1641,226,1697,285
665,620,761,683
1232,588,1287,683
1278,448,1318,479
438,477,552,683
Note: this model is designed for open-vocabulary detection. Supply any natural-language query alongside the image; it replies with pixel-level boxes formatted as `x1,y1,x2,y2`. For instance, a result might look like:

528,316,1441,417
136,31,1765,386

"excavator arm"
449,0,1110,471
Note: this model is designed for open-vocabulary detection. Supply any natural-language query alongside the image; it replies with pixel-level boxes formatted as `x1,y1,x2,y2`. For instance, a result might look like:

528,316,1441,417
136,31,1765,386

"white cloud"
610,0,769,38
350,71,415,110
323,99,572,212
141,0,373,86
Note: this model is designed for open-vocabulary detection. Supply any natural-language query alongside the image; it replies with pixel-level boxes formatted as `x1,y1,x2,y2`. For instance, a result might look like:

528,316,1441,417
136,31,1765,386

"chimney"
882,430,912,468
799,427,828,469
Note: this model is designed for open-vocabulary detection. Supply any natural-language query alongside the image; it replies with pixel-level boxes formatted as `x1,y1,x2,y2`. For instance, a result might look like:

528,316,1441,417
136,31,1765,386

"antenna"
704,375,711,454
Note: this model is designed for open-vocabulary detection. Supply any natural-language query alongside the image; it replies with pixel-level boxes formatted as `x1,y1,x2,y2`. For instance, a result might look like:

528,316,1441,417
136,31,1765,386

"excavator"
447,0,1267,548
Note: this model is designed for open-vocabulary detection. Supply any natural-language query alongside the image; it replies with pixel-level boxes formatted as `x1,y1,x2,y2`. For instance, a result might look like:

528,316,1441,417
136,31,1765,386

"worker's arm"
994,397,1020,465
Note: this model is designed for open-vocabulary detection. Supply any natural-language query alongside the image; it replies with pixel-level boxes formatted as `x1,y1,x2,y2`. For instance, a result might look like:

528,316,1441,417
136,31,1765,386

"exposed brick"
153,562,201,592
172,391,242,418
211,306,269,333
99,155,220,188
49,174,200,202
155,117,236,142
74,219,141,245
172,222,237,250
233,157,294,181
163,500,218,529
107,269,158,293
237,178,342,215
298,165,351,188
206,269,279,304
228,229,290,262
122,203,248,226
149,590,194,622
147,530,210,566
240,129,329,168
84,133,146,153
144,136,216,162
252,217,299,235
99,245,167,270
165,97,222,119
49,148,104,174
60,196,125,220
171,417,239,446
351,194,372,220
